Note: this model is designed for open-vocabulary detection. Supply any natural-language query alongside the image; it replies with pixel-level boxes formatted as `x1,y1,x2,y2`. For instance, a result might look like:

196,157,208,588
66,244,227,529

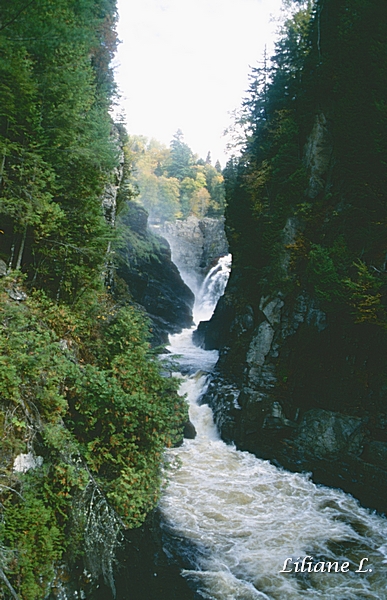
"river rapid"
159,255,387,600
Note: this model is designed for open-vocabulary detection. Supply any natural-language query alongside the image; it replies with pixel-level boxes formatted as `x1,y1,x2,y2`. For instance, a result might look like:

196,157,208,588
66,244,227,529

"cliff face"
116,212,229,345
115,202,194,345
201,267,387,512
199,0,387,516
156,216,228,293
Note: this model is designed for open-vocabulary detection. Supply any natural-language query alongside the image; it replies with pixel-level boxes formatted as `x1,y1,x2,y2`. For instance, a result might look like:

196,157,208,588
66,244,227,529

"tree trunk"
7,241,15,272
15,227,27,271
0,153,5,187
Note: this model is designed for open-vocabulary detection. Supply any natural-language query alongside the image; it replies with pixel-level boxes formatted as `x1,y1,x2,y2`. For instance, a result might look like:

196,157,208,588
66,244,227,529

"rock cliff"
155,216,228,293
199,109,387,514
115,202,194,345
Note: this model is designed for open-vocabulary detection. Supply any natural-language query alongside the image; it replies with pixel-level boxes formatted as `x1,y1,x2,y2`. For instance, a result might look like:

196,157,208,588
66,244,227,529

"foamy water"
161,370,387,599
160,256,387,599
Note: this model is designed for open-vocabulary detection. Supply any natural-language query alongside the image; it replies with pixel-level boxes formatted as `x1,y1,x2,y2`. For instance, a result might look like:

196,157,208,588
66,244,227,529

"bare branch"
0,567,20,599
0,0,38,33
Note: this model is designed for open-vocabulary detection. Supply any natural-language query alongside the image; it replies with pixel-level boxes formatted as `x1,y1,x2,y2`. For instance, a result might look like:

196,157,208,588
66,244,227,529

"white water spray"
160,256,387,600
193,254,232,324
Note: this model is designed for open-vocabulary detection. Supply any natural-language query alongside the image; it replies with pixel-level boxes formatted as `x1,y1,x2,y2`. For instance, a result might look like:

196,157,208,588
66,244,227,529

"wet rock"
125,202,149,234
13,452,43,473
59,339,68,352
362,441,387,469
262,402,297,431
304,112,333,199
193,270,254,375
201,375,241,443
198,265,387,512
101,125,124,227
53,510,198,600
305,304,327,332
246,321,275,368
259,296,284,326
294,409,366,459
183,420,197,440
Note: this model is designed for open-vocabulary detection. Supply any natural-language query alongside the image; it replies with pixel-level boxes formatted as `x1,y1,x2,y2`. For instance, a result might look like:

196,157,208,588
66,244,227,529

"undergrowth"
0,274,187,599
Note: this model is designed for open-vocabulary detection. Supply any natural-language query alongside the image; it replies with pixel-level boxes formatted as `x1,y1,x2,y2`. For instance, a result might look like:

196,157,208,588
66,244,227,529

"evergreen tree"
223,0,387,420
128,133,226,221
0,0,120,301
164,129,195,181
0,2,190,597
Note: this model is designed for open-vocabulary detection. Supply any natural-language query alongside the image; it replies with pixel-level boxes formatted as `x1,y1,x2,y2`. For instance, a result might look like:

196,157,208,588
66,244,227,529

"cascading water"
159,256,387,600
193,254,232,324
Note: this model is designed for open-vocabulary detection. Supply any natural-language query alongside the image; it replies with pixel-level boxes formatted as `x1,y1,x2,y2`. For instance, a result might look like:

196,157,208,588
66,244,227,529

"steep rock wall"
115,202,194,345
155,216,228,293
199,111,387,514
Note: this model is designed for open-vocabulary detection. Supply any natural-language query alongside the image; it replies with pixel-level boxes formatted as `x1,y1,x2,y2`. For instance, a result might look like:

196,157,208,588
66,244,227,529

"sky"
114,0,284,167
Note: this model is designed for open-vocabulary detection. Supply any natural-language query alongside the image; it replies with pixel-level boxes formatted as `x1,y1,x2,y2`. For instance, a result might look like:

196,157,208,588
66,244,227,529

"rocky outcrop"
115,202,194,345
304,111,333,199
198,111,387,514
102,126,125,227
52,509,198,600
202,300,387,514
155,216,228,292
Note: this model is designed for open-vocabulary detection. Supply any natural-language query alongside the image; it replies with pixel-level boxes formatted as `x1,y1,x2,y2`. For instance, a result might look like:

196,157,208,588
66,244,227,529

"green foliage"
225,0,387,308
344,261,386,326
203,162,226,216
223,1,313,284
127,132,225,222
71,309,184,526
1,490,63,600
0,0,120,301
306,244,344,303
0,274,188,597
0,1,191,597
164,129,195,181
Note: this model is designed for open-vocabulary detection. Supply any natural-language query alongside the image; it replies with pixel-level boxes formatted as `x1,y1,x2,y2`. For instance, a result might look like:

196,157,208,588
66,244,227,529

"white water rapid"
159,256,387,600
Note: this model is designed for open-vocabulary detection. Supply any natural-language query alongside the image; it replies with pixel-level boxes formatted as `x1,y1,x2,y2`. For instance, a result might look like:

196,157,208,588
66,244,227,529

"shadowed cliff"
197,0,387,514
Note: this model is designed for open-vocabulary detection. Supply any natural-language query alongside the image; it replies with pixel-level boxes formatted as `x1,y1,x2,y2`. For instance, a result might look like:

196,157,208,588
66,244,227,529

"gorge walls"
197,0,387,513
115,210,228,345
156,216,228,293
115,202,195,345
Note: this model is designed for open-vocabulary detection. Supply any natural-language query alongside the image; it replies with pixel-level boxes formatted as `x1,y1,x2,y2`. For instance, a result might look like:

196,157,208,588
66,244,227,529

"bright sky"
114,0,284,166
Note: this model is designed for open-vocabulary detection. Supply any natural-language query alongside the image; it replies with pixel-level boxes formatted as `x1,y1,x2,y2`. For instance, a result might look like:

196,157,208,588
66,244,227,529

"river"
159,255,387,600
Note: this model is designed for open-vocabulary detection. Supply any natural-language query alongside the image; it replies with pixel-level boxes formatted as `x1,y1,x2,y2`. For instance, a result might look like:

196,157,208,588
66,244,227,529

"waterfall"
193,254,232,324
159,256,387,600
